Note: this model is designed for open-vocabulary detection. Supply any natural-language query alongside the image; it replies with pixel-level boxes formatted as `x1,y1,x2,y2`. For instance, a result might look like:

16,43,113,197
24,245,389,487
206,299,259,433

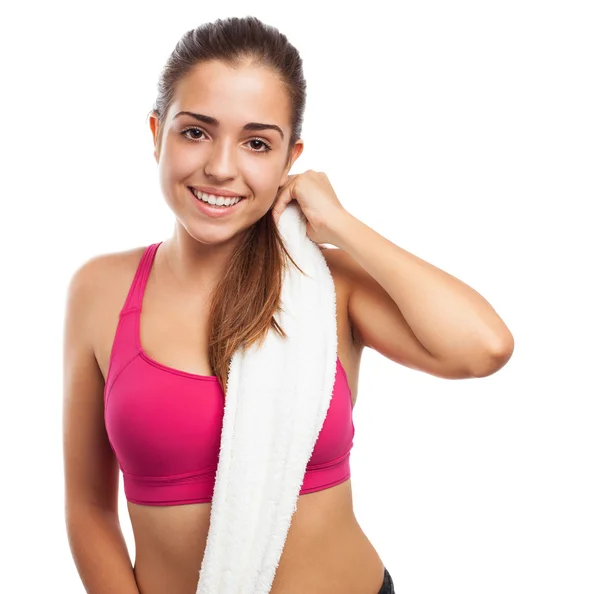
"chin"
188,226,239,245
184,219,248,247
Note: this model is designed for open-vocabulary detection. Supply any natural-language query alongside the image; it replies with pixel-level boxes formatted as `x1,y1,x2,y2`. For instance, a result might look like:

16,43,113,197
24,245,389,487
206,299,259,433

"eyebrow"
173,111,284,140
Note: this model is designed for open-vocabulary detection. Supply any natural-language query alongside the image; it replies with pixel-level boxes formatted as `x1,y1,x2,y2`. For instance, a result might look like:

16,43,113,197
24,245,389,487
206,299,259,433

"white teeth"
191,188,243,207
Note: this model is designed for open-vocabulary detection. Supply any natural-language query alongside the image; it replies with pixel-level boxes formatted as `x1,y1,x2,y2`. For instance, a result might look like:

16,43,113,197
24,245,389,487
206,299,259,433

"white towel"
195,201,339,594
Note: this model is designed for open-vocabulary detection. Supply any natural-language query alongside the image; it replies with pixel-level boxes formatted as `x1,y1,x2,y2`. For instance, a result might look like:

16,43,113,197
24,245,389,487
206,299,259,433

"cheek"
161,144,196,178
240,165,282,197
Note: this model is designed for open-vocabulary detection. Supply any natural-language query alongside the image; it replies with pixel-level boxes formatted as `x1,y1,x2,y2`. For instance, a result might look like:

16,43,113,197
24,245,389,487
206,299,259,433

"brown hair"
149,16,307,393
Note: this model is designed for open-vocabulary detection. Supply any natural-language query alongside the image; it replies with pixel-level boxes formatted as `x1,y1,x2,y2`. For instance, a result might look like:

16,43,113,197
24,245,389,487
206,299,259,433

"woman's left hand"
271,170,349,245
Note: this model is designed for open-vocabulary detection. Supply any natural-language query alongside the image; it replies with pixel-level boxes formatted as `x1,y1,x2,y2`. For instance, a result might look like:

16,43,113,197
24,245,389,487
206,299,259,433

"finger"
272,185,293,225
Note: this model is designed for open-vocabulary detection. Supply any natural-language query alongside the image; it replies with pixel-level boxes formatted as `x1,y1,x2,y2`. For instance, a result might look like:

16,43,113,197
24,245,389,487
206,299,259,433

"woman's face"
150,60,304,246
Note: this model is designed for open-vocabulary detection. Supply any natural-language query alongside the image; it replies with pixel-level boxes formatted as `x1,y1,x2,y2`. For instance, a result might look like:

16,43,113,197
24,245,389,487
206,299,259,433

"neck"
162,222,244,293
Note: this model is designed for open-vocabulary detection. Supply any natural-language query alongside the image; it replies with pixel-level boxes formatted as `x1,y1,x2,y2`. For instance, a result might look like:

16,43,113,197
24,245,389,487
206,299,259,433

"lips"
188,187,246,200
188,187,246,204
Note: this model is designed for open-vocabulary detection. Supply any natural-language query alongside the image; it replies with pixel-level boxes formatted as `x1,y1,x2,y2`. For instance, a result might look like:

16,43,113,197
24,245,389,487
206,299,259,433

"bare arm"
62,256,140,593
65,506,140,593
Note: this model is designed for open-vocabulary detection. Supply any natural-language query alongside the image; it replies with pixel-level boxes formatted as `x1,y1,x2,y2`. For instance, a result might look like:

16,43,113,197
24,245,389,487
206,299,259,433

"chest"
93,249,360,408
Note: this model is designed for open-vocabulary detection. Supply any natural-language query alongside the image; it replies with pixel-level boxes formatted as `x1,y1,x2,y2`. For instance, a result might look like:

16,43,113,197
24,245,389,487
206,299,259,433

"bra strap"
121,242,161,315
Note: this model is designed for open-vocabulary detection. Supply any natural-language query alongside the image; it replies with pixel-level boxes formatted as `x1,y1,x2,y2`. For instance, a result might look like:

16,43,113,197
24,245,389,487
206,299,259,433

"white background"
1,1,599,592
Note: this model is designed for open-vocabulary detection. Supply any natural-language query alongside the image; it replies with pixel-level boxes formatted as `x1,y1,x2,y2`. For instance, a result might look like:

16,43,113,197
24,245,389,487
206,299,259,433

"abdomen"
129,479,385,594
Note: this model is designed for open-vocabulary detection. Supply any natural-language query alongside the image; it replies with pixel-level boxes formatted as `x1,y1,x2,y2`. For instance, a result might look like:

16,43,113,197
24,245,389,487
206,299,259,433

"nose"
204,138,237,181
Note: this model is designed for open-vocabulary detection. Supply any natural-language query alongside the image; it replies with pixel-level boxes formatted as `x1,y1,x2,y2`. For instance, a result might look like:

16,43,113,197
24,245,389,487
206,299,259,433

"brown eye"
180,127,272,155
247,139,272,153
181,127,206,141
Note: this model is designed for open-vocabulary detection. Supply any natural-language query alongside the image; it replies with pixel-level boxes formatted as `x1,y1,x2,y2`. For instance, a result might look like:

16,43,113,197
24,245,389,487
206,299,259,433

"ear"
149,112,160,163
279,140,304,186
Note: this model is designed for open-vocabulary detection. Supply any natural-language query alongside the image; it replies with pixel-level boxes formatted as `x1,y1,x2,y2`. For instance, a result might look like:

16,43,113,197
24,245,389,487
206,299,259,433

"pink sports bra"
104,242,355,506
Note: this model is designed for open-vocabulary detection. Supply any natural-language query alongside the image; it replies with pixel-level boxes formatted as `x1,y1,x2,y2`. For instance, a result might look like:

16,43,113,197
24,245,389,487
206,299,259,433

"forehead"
169,60,290,131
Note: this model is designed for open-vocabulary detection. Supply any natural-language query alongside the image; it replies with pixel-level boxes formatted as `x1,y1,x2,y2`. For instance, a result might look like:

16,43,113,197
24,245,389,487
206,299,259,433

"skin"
64,52,511,594
117,59,385,593
148,58,304,293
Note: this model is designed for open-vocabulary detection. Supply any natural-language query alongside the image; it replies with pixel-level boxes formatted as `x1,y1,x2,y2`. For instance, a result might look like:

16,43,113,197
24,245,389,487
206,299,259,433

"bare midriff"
94,245,384,593
130,478,385,594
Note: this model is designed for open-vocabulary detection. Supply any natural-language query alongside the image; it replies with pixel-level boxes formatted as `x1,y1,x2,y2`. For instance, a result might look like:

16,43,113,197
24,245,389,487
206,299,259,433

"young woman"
63,16,514,594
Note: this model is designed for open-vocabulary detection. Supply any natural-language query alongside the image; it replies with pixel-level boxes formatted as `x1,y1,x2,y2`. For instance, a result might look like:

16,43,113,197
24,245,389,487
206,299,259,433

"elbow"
470,334,515,378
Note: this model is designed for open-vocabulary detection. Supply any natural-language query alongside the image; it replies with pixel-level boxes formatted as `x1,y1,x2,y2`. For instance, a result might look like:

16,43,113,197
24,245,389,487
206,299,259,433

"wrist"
326,209,360,249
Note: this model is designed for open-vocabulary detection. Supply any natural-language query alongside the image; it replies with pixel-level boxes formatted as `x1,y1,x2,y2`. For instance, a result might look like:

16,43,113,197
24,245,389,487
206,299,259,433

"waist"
130,480,383,594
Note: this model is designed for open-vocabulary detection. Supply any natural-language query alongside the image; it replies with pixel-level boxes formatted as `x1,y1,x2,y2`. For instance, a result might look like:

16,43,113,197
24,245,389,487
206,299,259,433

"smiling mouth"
188,187,247,207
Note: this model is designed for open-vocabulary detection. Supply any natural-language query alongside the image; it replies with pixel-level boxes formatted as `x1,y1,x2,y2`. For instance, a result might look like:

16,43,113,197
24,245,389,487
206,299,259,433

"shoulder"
318,246,364,358
318,245,355,331
318,245,351,289
67,245,147,298
318,245,361,292
65,245,148,332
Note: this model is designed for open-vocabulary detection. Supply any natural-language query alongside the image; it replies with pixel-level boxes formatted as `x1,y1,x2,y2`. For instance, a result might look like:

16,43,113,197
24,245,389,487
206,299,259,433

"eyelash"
180,127,273,154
